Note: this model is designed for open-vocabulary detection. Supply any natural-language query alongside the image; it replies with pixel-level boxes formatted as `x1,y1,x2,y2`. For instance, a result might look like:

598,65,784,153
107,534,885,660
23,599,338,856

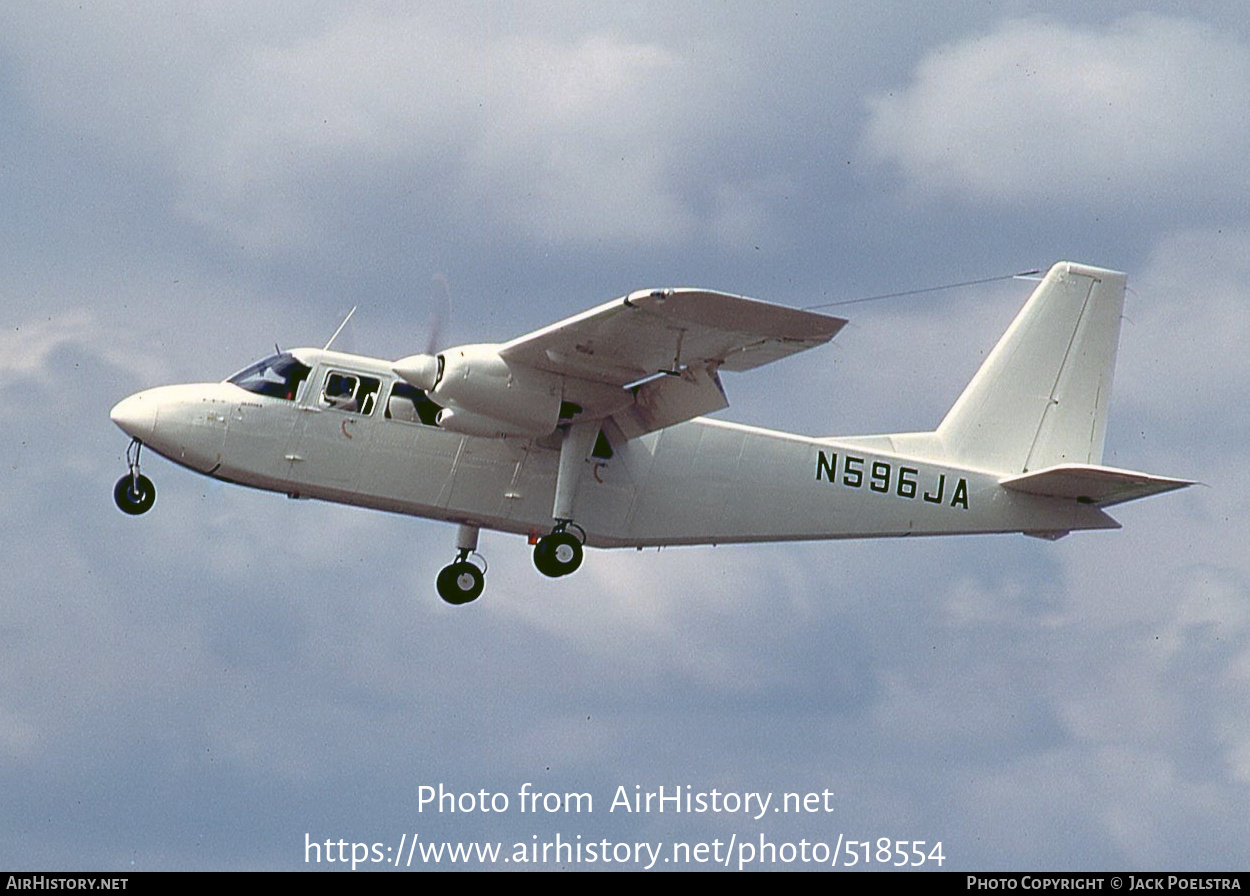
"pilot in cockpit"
322,373,358,412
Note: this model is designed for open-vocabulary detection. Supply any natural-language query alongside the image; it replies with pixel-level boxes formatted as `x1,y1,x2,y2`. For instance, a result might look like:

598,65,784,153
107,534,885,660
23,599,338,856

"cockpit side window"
385,381,442,427
227,353,312,401
320,370,381,415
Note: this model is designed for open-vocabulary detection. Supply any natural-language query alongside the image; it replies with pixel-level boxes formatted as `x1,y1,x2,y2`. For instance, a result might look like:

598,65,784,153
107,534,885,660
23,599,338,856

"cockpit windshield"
227,353,312,401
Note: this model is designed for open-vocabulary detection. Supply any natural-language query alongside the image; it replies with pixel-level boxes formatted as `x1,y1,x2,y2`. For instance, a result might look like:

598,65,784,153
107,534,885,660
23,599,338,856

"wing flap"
612,364,729,440
1000,464,1195,507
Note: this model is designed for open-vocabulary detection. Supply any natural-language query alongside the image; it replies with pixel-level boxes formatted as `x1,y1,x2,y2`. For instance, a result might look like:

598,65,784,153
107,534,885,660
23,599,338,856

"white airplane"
110,261,1191,604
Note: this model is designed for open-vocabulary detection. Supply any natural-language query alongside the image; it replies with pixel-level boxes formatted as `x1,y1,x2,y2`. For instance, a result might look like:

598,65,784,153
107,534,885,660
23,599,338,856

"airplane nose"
109,392,158,441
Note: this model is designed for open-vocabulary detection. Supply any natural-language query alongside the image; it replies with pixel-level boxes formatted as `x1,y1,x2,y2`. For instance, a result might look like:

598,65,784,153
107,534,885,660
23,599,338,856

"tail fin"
936,262,1126,474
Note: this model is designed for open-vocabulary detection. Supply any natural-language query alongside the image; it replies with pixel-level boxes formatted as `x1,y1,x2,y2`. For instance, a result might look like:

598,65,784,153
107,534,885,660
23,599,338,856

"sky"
1,1,1246,871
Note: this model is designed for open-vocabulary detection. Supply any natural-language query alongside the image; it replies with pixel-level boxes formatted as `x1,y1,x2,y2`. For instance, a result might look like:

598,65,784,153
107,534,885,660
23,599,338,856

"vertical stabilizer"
936,262,1126,474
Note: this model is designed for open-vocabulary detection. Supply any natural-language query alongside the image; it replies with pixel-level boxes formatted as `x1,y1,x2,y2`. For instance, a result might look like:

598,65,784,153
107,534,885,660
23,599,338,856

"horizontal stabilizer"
1000,464,1195,507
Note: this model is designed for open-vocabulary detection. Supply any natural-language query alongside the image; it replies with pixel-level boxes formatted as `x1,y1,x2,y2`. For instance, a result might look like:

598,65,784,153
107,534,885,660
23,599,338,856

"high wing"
499,288,847,380
498,288,847,437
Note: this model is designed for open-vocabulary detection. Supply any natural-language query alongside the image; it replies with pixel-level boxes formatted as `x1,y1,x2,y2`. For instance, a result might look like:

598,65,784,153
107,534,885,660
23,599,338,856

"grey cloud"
1,1,1245,871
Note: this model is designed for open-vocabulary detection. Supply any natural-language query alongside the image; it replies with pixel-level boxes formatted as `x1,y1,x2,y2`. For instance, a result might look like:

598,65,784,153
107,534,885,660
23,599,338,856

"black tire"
114,474,156,515
533,531,583,578
436,561,484,605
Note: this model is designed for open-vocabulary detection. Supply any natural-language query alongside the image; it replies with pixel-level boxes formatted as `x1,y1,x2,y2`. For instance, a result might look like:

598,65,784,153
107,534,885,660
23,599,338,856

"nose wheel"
533,523,585,578
114,439,156,515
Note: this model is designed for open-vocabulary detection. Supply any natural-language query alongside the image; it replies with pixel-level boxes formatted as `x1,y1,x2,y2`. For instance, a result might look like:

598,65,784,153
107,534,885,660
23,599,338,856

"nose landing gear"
114,439,156,515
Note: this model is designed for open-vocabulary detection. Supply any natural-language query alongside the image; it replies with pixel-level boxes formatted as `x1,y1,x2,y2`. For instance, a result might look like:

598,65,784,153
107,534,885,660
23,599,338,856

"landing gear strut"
114,439,156,515
533,522,585,578
437,523,486,605
533,421,597,580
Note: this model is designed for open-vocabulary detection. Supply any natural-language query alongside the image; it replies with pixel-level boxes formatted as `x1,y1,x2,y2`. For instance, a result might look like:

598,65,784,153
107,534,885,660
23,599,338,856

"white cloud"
1,4,828,256
0,310,100,378
0,5,717,253
0,309,172,388
175,17,708,250
862,15,1250,205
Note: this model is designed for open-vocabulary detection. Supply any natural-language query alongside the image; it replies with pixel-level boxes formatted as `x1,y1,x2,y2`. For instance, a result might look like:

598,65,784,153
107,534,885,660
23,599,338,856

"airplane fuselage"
111,347,1117,551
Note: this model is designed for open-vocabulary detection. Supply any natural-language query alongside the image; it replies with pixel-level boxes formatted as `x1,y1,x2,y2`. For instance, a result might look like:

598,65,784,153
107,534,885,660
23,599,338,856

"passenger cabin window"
320,371,381,415
385,381,442,426
228,353,311,401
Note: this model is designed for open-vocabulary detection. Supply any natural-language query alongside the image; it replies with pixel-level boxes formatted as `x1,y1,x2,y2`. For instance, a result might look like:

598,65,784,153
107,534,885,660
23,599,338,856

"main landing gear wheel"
114,473,156,515
533,529,584,578
436,560,485,605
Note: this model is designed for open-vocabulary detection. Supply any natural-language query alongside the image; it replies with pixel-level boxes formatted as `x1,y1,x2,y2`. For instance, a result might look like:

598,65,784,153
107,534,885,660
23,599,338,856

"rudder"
935,262,1126,474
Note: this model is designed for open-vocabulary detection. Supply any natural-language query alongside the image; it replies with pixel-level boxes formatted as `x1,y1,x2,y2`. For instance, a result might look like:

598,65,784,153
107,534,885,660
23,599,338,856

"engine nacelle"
434,408,541,438
431,344,561,437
